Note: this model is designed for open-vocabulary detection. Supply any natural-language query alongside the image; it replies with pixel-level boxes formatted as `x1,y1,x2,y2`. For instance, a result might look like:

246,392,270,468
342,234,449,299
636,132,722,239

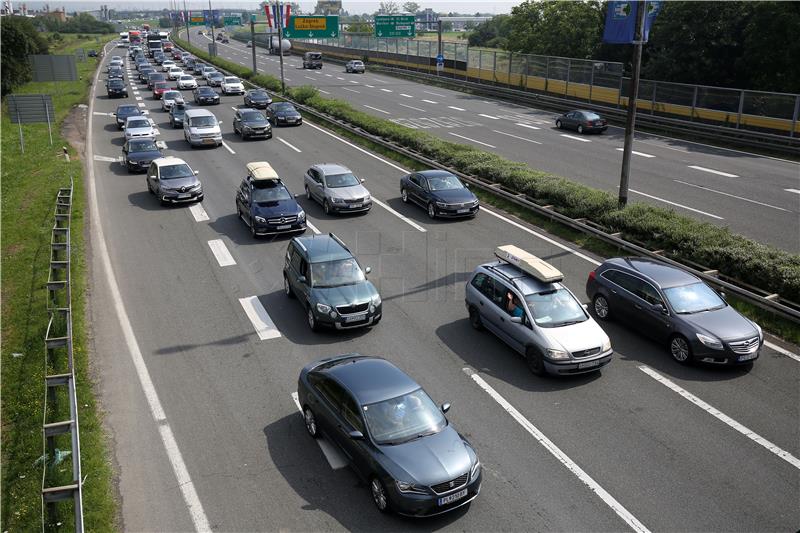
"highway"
89,43,799,532
179,29,800,252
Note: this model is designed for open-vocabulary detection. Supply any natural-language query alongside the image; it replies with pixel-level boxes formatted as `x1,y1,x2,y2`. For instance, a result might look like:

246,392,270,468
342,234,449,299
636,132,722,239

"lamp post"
208,0,217,53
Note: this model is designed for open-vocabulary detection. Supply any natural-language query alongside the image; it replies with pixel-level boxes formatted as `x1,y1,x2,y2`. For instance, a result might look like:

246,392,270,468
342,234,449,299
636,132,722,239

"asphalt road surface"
89,42,799,532
179,30,800,252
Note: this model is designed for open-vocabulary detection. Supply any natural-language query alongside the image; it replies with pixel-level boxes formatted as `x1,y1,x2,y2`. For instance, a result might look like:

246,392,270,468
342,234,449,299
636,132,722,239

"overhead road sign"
189,16,205,26
224,16,241,26
283,15,339,39
375,15,415,38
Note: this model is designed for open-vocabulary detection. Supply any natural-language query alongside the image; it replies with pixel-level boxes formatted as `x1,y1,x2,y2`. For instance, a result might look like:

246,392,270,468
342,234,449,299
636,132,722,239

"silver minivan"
303,163,372,215
183,109,223,147
465,245,613,376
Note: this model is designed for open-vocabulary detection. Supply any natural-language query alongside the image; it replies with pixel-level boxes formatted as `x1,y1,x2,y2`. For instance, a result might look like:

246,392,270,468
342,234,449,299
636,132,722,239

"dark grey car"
586,257,763,365
266,102,302,126
243,89,272,109
232,108,272,139
122,139,162,172
297,354,482,516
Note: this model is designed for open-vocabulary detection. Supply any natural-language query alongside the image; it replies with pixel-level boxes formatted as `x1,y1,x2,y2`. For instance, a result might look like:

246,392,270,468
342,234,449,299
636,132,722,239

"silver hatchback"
303,164,372,215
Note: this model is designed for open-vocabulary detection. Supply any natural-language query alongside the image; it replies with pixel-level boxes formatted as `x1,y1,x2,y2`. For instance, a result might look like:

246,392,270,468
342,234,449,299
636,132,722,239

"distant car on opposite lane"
345,60,365,73
555,110,607,134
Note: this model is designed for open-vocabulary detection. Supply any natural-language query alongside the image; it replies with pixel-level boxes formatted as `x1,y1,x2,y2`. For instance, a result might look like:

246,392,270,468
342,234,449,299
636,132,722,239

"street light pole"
184,0,190,46
618,0,646,209
208,0,216,53
250,16,257,75
276,2,286,94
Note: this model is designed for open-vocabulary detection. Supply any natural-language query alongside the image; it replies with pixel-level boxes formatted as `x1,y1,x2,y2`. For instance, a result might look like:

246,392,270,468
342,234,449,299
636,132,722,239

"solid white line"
516,123,541,130
306,221,322,235
342,87,360,94
629,189,724,219
561,134,591,142
464,368,651,533
674,180,790,211
93,111,112,116
364,104,390,115
138,103,146,107
188,203,210,222
318,89,331,94
400,93,413,98
478,113,499,120
492,130,542,145
448,132,495,148
398,103,426,112
93,155,119,162
638,365,800,470
371,198,427,233
221,141,235,154
87,40,211,533
448,106,466,111
207,239,236,267
278,138,302,153
688,165,739,178
238,296,281,340
764,340,800,362
616,148,655,158
785,188,800,195
380,88,393,93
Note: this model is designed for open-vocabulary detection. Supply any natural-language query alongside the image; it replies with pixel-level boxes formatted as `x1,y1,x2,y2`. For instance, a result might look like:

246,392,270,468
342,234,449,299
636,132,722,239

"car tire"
669,335,693,365
593,294,611,321
323,200,332,215
556,119,562,129
305,185,311,201
370,477,390,514
469,306,483,331
427,203,436,219
400,188,408,203
577,125,584,134
284,276,295,299
525,347,545,376
307,307,319,332
303,407,318,438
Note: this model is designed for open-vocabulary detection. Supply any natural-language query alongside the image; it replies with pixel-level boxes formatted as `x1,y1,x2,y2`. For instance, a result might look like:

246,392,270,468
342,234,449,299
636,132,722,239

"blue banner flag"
603,1,660,44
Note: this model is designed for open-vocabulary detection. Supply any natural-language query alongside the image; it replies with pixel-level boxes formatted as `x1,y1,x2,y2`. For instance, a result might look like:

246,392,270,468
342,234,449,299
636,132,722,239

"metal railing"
41,178,84,532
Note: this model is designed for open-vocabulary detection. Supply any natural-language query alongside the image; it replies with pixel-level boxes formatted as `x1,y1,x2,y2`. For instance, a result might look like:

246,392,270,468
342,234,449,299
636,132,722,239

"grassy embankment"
2,33,117,532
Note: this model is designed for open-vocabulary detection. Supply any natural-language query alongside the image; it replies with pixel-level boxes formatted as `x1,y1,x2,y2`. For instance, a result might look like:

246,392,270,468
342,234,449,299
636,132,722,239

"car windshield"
189,116,217,127
310,258,365,288
325,172,359,188
224,77,239,84
198,88,215,95
129,140,158,152
524,287,587,328
210,73,223,79
108,80,124,87
150,74,165,80
250,91,268,99
164,91,181,99
118,106,138,114
663,282,726,314
272,103,294,112
171,106,186,115
362,389,446,445
427,174,464,191
180,75,194,81
251,183,291,203
154,82,169,89
127,119,150,129
242,111,265,122
160,164,194,180
352,62,363,66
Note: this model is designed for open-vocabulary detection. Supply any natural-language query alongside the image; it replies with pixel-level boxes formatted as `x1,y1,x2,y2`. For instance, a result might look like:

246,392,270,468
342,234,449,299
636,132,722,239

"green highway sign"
375,15,415,38
282,15,339,39
189,16,205,27
223,16,241,26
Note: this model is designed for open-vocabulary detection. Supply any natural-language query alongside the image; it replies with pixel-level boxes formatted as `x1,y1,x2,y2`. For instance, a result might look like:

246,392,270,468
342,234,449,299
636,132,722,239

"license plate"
344,313,367,323
287,119,296,123
350,203,362,208
457,208,470,214
738,352,758,361
202,138,215,145
438,488,468,506
578,359,600,369
177,194,191,199
275,224,291,230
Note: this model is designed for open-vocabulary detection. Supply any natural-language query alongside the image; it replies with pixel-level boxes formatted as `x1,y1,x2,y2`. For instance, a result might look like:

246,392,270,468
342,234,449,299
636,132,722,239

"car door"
631,279,672,341
310,169,325,203
235,179,249,217
307,374,345,439
472,274,507,341
337,392,372,478
233,111,242,133
147,162,159,193
407,174,424,205
605,270,643,323
122,141,129,164
490,280,527,353
415,176,432,206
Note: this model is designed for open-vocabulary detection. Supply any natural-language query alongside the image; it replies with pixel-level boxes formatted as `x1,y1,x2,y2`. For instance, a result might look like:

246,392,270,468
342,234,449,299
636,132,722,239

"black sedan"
243,89,272,109
113,104,142,129
586,257,763,366
121,139,163,173
400,170,479,219
107,67,125,81
138,67,155,82
169,103,187,128
106,78,129,98
297,354,482,516
193,87,220,105
265,102,302,126
555,110,607,134
232,108,272,139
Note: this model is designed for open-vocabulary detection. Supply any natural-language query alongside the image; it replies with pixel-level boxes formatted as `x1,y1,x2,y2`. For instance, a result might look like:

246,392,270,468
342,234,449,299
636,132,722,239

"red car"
153,81,170,99
163,41,174,52
172,50,183,61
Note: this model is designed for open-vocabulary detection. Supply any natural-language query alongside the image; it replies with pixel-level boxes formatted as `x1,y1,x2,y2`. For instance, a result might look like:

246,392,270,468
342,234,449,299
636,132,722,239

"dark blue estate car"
113,104,142,129
235,161,306,237
400,170,479,219
586,257,763,366
297,354,482,516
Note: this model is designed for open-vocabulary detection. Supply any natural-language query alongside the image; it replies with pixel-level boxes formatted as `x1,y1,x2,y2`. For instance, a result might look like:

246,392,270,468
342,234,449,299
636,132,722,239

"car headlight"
602,338,612,352
396,480,427,495
297,210,306,221
470,460,481,481
254,216,266,223
696,333,723,350
546,348,569,360
371,294,381,306
435,201,448,208
331,197,346,204
753,322,763,341
243,126,252,131
363,194,371,202
316,303,331,314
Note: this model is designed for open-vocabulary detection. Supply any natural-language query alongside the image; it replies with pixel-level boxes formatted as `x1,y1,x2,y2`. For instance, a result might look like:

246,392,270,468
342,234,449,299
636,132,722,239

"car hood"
326,184,368,200
276,110,301,118
312,281,377,307
127,149,162,161
197,92,219,98
678,305,757,341
118,113,140,121
378,425,472,487
243,119,270,128
126,126,154,135
431,188,476,204
543,316,609,353
160,177,199,190
251,198,301,217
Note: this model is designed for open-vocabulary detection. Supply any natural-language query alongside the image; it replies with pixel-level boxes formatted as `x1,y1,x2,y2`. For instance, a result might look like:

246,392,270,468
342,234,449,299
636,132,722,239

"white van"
183,109,223,148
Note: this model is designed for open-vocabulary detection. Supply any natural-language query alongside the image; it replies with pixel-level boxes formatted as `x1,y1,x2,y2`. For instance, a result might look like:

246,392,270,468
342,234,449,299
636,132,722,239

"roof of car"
480,261,559,294
417,169,455,178
320,355,420,405
246,161,279,180
184,108,216,117
293,234,352,263
314,163,350,175
152,156,187,167
604,257,698,288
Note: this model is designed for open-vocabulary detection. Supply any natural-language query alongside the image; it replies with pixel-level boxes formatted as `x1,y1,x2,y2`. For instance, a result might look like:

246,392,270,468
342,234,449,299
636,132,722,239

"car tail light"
588,270,596,282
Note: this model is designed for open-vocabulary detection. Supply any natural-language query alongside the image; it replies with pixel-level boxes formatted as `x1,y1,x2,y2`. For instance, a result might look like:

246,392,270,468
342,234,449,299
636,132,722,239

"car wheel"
284,276,295,299
323,200,331,215
303,407,318,438
146,179,154,194
305,185,311,201
370,477,389,514
669,335,692,365
469,306,483,331
556,119,562,129
593,294,610,321
307,307,319,332
400,188,408,203
249,217,258,239
577,125,584,134
525,347,545,376
427,203,436,219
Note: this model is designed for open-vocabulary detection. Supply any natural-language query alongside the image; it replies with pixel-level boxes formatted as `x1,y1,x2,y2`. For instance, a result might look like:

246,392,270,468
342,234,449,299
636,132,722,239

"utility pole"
618,0,646,209
209,0,217,53
276,1,286,94
250,16,257,75
184,0,190,46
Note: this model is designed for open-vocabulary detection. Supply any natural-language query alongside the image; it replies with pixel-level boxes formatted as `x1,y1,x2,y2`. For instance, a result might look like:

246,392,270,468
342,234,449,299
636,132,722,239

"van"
183,109,223,148
303,51,323,69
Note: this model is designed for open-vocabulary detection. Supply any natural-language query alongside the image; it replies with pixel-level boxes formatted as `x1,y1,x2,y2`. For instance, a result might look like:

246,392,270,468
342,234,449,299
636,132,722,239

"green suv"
283,233,382,331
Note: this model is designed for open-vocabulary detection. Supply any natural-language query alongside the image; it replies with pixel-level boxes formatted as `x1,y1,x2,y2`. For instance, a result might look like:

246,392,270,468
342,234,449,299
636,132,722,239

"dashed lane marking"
278,138,302,153
380,88,393,93
364,104,390,115
630,189,724,219
400,93,413,98
616,148,655,158
188,203,210,222
448,106,465,111
492,130,542,145
221,141,235,154
342,87,360,94
561,134,591,142
93,155,121,162
398,103,426,112
674,180,790,211
207,239,236,267
516,123,541,130
239,296,281,340
688,165,739,178
448,132,495,148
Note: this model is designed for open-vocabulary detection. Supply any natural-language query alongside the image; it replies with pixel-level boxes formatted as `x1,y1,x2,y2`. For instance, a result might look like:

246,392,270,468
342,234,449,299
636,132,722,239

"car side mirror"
148,175,156,179
509,316,523,324
652,303,667,315
364,266,372,274
441,403,451,414
464,182,470,188
298,275,307,284
360,178,365,183
194,170,199,176
718,291,726,300
348,430,364,440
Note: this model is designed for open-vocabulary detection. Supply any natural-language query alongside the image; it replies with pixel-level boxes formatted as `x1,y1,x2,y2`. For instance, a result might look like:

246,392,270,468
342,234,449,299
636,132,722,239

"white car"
161,90,185,111
124,116,158,141
167,66,184,80
107,60,123,71
220,76,245,95
177,75,198,90
201,67,218,81
161,60,176,72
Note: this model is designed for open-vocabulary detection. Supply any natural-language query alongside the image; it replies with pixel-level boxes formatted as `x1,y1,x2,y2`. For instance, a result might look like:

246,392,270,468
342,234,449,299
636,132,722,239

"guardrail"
174,39,800,326
42,178,84,532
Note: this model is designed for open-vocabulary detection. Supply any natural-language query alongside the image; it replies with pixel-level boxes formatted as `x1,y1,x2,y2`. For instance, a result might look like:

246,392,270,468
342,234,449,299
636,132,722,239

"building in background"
415,8,437,30
314,0,341,15
438,15,493,31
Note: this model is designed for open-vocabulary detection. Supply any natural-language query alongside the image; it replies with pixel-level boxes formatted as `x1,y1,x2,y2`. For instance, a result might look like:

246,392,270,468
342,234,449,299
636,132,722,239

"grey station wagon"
303,163,372,215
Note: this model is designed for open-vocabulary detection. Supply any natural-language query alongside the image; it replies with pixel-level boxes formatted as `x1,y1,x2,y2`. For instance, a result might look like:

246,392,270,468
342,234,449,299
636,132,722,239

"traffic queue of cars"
100,42,766,518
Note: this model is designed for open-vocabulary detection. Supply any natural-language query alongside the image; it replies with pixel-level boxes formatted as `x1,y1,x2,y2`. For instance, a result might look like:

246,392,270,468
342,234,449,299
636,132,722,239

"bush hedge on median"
174,36,800,303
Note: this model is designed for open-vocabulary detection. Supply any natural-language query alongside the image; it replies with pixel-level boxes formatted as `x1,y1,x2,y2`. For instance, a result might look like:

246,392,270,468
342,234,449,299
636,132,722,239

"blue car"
113,104,142,130
400,170,479,219
235,161,306,238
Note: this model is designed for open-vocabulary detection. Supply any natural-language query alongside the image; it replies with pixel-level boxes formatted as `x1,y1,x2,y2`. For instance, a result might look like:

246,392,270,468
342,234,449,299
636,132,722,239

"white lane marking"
87,41,212,533
135,96,142,101
398,103,426,112
221,141,235,154
278,138,302,153
342,87,360,94
380,88,393,93
364,84,375,88
306,221,322,235
371,78,388,84
482,208,600,265
400,93,413,98
371,198,427,233
291,393,348,469
516,123,541,130
336,76,344,80
420,99,437,104
561,134,591,142
616,148,655,158
284,78,291,82
448,105,466,111
207,239,236,267
423,90,446,97
231,106,238,110
325,73,332,77
674,180,790,212
785,188,800,195
348,80,359,84
364,104,390,115
93,155,120,162
478,113,499,120
93,111,112,116
304,76,316,80
629,189,724,219
318,89,331,94
464,367,651,533
639,365,800,470
637,133,800,165
188,203,210,222
138,103,146,107
688,165,739,178
492,130,543,145
448,132,496,148
239,296,281,340
764,341,800,362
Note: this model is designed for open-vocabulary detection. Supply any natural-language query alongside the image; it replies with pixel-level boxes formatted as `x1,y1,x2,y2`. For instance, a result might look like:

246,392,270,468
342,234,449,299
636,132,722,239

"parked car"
152,81,171,99
146,156,203,205
304,164,372,215
400,170,479,219
265,102,302,126
555,110,608,134
193,86,220,105
244,89,272,109
113,104,142,129
183,108,223,147
122,138,163,173
123,116,157,141
296,354,481,515
206,71,225,87
220,76,245,95
283,233,382,331
161,90,185,111
168,103,187,128
232,108,272,140
302,51,323,69
106,78,129,98
235,161,306,237
177,74,198,90
345,60,365,73
466,245,613,376
586,257,763,365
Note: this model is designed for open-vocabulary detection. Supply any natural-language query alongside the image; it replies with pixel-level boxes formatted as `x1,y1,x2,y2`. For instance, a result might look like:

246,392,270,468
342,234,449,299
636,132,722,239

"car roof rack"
494,245,564,283
246,161,280,182
328,232,350,253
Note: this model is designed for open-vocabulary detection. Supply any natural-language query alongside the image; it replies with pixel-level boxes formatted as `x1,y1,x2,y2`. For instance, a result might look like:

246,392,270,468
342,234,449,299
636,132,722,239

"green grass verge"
2,34,117,532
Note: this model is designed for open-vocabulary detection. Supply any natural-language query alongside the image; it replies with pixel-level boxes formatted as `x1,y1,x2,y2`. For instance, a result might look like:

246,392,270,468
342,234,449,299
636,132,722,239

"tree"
158,17,172,29
402,2,420,14
441,21,454,32
506,0,602,59
346,22,373,33
1,16,49,96
377,1,399,14
467,14,511,49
